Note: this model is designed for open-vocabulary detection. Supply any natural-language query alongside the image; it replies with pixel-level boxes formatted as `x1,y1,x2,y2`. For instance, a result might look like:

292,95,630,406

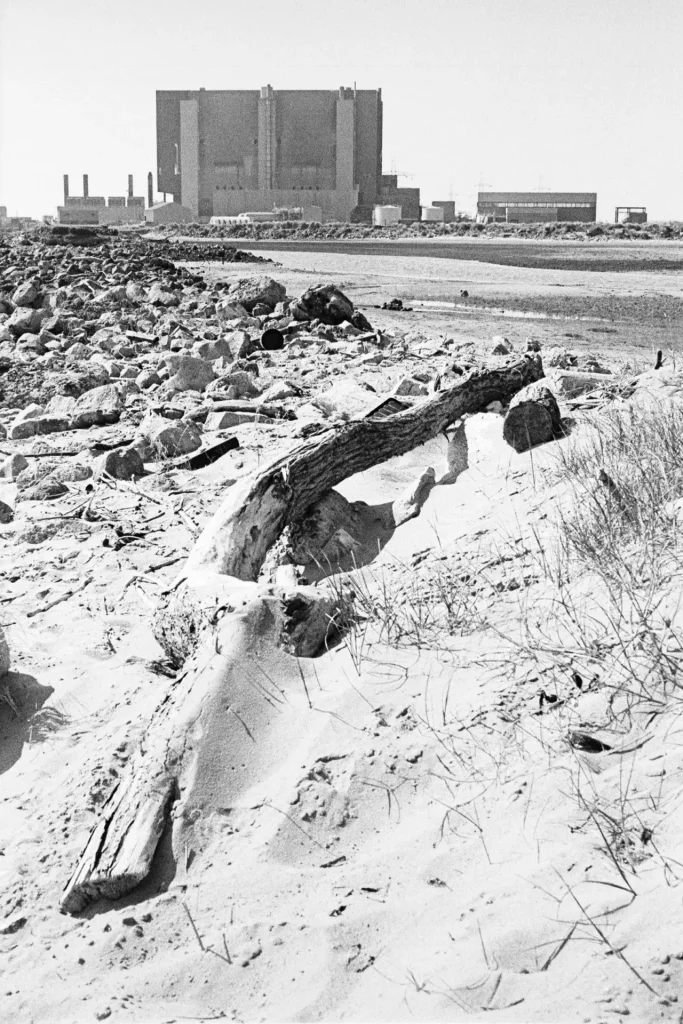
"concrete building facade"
157,86,384,222
477,192,597,224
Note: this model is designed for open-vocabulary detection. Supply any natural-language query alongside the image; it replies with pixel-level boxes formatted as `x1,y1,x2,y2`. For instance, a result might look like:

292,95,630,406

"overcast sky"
1,0,680,221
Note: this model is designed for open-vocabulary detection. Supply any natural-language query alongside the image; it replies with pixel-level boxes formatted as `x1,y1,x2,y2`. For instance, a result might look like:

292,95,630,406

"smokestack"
147,172,153,209
63,174,69,203
128,174,133,199
83,174,89,199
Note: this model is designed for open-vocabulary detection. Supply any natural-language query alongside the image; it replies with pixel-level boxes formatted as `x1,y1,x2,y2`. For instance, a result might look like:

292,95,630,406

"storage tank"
421,206,445,223
373,205,401,227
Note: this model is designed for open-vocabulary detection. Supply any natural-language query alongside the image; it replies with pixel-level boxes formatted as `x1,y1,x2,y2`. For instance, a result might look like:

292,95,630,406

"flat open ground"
193,237,683,365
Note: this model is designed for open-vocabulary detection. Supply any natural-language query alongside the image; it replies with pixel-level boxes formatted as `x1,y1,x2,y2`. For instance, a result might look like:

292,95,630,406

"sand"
2,242,682,1023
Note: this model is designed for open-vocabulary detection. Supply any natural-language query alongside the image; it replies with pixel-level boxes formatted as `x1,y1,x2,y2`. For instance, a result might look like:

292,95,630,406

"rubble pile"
0,227,622,550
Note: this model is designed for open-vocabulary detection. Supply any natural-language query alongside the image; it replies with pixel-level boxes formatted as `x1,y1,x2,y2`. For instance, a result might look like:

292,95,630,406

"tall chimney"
147,172,153,209
63,174,69,204
128,174,133,199
83,174,89,199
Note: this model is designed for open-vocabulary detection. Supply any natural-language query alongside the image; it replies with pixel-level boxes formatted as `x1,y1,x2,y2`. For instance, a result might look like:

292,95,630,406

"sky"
1,0,681,221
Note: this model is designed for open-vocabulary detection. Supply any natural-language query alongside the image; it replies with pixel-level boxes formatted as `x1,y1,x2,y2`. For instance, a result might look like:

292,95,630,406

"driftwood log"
503,380,563,453
61,354,542,914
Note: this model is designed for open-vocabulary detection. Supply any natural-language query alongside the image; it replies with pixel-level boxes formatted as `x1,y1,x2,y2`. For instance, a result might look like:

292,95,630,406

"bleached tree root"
182,355,543,582
61,355,542,914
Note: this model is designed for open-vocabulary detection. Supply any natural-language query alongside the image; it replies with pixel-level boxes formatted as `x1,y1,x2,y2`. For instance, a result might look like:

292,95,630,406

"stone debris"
0,227,627,563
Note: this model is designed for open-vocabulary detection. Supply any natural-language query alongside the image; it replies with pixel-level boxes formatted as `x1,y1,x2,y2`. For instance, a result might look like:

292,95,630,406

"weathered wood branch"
503,380,563,453
61,353,542,914
185,354,543,582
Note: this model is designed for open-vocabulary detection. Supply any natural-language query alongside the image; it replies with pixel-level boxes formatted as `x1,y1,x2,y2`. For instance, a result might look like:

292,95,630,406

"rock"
147,282,179,307
394,377,428,397
0,500,13,524
42,313,65,335
16,332,46,353
226,330,255,359
216,299,249,321
491,336,512,355
138,416,203,459
192,337,234,362
11,281,39,307
545,369,614,399
0,912,25,935
291,284,355,325
214,370,261,399
351,310,373,332
8,408,70,440
0,454,28,480
205,410,261,429
503,382,563,452
17,476,69,501
164,355,215,393
0,625,9,677
136,368,161,389
225,277,286,313
312,378,377,419
7,305,44,337
94,447,145,481
45,384,123,428
52,462,92,483
261,380,300,401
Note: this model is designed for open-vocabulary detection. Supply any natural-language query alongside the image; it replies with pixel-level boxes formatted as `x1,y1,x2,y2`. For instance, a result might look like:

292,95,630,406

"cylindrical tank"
373,205,401,227
421,206,445,223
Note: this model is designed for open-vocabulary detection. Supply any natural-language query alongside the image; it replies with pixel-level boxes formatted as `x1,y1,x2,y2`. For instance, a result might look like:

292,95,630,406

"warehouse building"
157,86,384,223
477,192,597,224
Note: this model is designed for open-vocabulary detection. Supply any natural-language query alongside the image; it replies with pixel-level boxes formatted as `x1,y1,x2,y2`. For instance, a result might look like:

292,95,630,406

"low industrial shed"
477,192,597,224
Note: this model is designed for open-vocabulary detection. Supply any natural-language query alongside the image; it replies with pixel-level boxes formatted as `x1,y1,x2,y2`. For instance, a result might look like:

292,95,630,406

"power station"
156,85,392,222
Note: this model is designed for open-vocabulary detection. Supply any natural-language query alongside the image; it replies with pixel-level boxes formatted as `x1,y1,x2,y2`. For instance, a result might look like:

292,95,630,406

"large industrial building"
156,86,396,222
57,174,147,226
477,192,597,224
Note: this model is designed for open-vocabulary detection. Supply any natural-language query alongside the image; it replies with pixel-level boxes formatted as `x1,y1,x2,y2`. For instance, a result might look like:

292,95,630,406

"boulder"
137,416,203,459
213,370,261,399
491,336,512,355
225,277,286,314
350,310,373,332
136,368,162,389
11,281,39,307
192,337,234,362
0,454,29,480
164,355,215,393
205,410,260,429
16,476,69,501
290,284,355,326
7,306,44,337
148,282,180,307
395,377,429,397
215,299,249,321
8,408,70,440
46,384,123,428
94,447,145,481
0,500,13,525
226,330,255,359
313,379,377,419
